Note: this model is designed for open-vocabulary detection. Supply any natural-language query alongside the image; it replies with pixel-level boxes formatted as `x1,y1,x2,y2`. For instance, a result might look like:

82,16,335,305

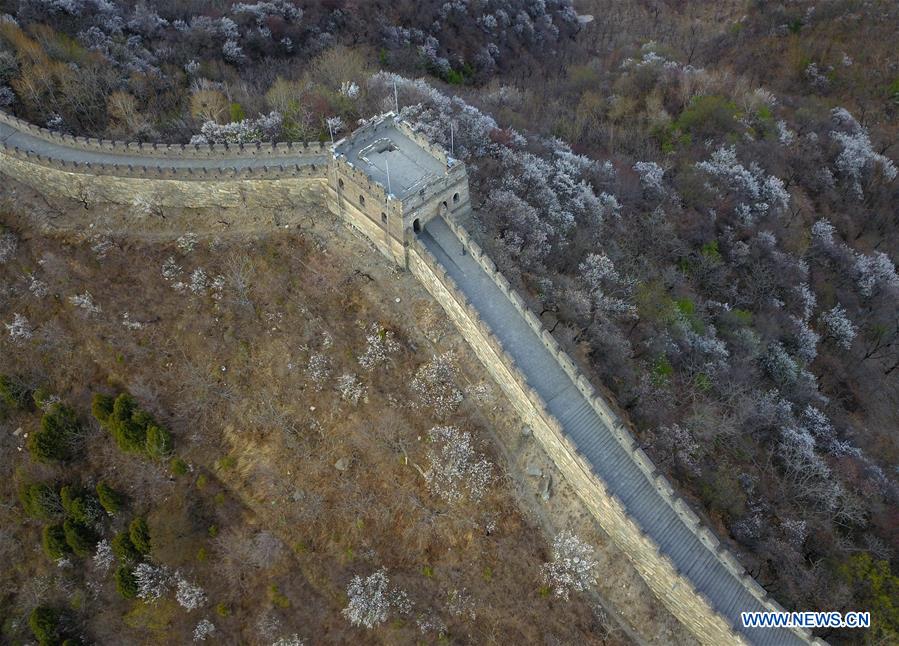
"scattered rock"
334,457,351,472
13,427,22,437
526,465,542,478
540,474,553,501
521,425,532,437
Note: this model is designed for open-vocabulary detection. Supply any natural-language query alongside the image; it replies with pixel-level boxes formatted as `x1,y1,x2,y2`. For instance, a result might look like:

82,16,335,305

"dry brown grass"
0,194,625,644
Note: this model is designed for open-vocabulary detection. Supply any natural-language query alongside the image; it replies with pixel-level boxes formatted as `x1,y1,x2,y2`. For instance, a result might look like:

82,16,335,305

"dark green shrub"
170,457,188,476
63,518,96,557
111,530,140,562
132,408,156,430
60,485,100,524
115,565,138,599
129,517,151,555
97,393,173,457
112,417,148,453
675,95,738,139
838,553,899,642
103,394,149,453
145,425,173,460
42,524,70,560
31,387,53,410
111,392,135,420
0,374,31,411
96,481,124,515
19,482,62,520
28,606,60,645
91,392,114,424
28,404,83,462
59,484,76,512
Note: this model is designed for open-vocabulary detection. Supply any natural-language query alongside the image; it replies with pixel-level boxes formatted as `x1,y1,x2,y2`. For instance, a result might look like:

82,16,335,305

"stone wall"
327,155,406,265
0,144,327,210
0,110,328,159
409,217,820,646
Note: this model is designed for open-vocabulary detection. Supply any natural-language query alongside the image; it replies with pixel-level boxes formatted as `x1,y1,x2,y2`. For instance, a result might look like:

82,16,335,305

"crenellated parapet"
0,110,328,159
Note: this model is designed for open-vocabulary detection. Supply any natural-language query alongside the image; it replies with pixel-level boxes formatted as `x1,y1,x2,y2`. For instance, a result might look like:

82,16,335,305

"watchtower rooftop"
334,114,452,198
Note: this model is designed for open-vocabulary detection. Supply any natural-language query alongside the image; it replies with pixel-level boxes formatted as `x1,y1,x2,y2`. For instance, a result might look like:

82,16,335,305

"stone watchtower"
326,113,471,266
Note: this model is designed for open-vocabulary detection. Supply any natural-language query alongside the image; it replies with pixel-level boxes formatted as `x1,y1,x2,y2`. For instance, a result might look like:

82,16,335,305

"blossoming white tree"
541,531,598,600
819,305,857,350
424,426,492,504
342,569,411,629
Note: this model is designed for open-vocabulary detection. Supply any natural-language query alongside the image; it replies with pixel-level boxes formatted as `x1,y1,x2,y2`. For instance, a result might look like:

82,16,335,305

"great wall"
0,110,820,646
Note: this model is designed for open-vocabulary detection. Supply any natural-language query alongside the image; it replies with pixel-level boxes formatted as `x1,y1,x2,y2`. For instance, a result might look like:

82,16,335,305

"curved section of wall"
0,110,329,160
0,110,330,208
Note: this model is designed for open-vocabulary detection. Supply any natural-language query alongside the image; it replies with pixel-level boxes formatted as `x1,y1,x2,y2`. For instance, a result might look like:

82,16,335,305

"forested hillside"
0,1,896,643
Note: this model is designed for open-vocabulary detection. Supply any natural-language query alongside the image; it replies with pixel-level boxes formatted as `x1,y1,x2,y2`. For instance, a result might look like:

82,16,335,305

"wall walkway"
415,216,816,646
0,111,329,208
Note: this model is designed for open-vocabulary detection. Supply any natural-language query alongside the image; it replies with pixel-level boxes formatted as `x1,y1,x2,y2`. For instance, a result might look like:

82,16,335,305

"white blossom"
578,253,635,317
697,145,789,214
222,39,245,64
597,192,621,219
233,1,302,24
122,312,144,330
854,251,899,297
69,292,101,314
175,572,207,611
191,112,283,144
93,539,114,573
804,62,829,89
339,81,360,99
134,563,172,602
326,116,345,136
762,342,799,384
271,636,304,646
424,425,492,504
830,108,898,196
633,161,665,194
342,569,411,629
0,232,17,263
776,120,795,146
28,274,49,298
177,233,199,253
306,352,331,389
794,283,817,322
819,304,857,349
6,313,33,341
791,316,820,363
358,323,400,370
189,268,208,294
541,531,598,600
193,619,216,641
411,353,463,416
653,424,701,474
337,373,365,405
445,588,476,619
810,219,836,247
